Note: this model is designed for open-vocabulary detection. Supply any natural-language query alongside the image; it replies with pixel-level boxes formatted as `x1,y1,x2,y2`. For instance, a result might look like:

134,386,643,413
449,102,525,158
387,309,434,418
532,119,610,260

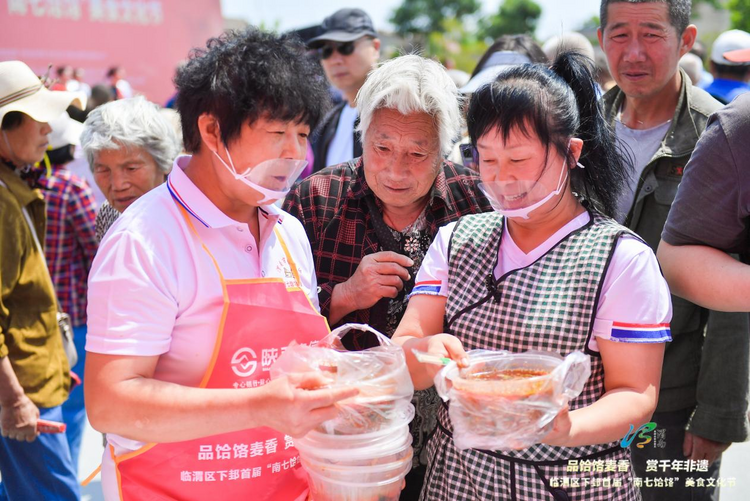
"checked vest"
422,210,642,501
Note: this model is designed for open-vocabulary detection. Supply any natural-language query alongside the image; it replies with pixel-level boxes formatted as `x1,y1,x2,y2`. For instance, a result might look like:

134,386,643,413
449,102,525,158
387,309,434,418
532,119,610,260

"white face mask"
212,145,307,206
479,152,584,220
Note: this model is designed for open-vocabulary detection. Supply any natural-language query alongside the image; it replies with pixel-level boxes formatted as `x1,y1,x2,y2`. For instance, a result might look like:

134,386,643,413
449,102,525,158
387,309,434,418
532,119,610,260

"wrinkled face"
210,116,310,206
0,114,52,165
93,146,165,212
599,2,691,100
363,108,441,213
320,36,380,99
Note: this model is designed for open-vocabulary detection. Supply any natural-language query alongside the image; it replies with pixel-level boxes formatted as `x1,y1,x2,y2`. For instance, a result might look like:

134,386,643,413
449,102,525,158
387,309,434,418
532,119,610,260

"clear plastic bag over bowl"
306,464,411,501
434,350,591,451
296,425,413,465
300,446,414,483
270,324,415,435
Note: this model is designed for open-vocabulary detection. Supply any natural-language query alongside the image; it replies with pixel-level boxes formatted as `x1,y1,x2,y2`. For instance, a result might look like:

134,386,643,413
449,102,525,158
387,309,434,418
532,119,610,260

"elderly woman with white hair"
81,96,180,240
283,54,491,499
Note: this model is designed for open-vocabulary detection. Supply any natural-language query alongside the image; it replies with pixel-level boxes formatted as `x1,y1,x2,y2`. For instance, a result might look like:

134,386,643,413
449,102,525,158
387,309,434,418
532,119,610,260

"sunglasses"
319,41,357,60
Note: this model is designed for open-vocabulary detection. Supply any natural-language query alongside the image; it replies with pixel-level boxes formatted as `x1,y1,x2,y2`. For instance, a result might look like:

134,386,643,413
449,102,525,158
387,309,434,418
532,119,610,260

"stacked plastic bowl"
296,404,415,501
271,324,416,501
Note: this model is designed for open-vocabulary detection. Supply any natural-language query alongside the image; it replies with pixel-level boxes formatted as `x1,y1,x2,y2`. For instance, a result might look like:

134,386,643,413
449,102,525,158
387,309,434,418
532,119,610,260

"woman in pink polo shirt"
84,29,356,501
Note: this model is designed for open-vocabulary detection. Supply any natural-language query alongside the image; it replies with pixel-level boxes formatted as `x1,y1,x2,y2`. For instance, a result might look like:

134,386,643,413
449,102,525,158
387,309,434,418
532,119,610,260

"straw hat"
0,60,85,126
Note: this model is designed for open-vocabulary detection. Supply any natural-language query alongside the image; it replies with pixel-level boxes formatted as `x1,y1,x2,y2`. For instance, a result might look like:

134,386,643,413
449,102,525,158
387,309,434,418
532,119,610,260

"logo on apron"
276,257,299,289
230,347,258,377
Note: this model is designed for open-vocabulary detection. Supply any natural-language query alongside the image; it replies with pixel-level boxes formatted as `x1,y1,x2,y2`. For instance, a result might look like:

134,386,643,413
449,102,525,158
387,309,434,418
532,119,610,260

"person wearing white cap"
703,29,750,104
0,60,84,500
33,111,99,476
460,34,547,95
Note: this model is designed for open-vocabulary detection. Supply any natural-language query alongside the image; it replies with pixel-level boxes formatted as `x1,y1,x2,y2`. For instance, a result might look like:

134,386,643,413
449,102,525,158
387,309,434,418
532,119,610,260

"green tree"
480,0,542,41
692,0,722,9
728,0,750,32
390,0,480,38
425,17,489,73
579,15,600,32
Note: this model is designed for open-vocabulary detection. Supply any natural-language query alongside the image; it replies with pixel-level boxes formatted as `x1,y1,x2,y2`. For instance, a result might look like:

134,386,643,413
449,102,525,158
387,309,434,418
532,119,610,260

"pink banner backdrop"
1,0,224,105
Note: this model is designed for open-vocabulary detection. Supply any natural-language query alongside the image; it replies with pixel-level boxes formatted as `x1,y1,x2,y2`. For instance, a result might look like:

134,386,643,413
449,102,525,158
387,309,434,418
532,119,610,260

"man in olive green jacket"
599,1,749,500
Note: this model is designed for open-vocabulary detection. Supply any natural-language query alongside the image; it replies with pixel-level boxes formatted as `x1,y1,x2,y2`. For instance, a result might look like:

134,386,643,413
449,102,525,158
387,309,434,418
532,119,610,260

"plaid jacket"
283,157,492,329
38,165,98,327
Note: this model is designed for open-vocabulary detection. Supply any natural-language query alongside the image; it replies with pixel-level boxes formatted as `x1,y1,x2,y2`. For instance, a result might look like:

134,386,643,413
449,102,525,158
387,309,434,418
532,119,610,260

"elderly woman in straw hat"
0,60,84,501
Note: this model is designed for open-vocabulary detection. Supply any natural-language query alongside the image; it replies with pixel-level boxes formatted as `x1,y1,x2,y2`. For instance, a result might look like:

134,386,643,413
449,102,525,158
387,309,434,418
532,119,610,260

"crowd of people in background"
1,1,750,500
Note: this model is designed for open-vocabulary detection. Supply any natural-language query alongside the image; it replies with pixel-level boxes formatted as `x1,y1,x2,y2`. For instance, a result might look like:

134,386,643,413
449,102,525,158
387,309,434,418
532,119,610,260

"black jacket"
310,101,363,174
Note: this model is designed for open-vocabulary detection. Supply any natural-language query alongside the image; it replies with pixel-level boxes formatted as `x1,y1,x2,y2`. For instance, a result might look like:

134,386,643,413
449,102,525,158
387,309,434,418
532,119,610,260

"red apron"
111,205,329,500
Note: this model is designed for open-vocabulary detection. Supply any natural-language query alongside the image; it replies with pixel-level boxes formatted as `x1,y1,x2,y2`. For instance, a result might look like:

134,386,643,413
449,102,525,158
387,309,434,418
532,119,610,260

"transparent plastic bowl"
300,448,413,483
306,463,410,501
312,352,412,401
297,425,412,463
314,398,415,436
451,352,561,399
435,350,591,450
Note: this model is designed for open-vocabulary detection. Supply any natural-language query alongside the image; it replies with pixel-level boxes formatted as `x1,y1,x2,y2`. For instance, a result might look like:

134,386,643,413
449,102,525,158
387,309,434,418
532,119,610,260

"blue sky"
220,0,603,42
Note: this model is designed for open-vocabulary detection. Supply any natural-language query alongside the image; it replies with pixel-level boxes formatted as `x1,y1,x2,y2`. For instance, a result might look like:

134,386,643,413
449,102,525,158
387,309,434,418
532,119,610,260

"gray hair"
81,96,180,174
679,53,703,85
543,32,595,62
600,0,691,35
355,55,461,157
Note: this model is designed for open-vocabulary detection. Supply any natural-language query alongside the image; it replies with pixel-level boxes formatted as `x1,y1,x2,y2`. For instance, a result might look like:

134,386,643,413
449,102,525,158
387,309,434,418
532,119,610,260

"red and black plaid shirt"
38,165,98,327
283,157,492,330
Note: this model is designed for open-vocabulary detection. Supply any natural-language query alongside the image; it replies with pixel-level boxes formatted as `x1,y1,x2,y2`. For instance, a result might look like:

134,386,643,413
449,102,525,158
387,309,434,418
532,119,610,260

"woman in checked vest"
393,52,672,501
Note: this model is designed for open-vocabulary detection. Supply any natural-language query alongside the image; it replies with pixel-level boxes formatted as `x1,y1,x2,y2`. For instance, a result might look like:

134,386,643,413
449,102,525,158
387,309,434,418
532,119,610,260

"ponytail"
550,51,632,218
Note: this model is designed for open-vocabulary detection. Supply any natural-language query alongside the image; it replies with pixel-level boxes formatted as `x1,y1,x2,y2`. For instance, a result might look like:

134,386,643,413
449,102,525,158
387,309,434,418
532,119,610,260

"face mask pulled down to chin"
479,156,571,220
212,145,307,206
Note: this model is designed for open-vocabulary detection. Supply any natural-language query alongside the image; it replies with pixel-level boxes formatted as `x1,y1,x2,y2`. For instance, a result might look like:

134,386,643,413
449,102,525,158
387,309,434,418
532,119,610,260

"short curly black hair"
174,27,331,153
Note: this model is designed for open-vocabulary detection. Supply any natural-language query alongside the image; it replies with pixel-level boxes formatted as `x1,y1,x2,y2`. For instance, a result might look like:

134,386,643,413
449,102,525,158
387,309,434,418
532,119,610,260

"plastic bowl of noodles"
435,350,591,450
451,352,562,398
313,393,415,436
271,324,415,436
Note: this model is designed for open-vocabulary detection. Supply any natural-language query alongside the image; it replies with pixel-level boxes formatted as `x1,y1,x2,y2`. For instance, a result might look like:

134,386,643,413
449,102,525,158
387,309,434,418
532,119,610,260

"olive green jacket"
602,70,749,443
0,164,70,407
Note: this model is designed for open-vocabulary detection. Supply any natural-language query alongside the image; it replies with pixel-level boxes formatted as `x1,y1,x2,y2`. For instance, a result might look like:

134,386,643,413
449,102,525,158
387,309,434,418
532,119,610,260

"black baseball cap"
307,8,377,48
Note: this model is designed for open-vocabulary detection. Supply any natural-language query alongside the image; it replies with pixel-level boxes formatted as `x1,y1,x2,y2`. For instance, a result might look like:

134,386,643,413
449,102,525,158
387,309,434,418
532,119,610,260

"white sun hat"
0,60,86,126
48,112,84,149
460,51,532,94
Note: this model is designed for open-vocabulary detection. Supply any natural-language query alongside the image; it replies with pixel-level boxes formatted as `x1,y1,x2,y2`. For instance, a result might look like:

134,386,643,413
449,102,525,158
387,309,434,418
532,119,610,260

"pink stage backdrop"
1,0,224,105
